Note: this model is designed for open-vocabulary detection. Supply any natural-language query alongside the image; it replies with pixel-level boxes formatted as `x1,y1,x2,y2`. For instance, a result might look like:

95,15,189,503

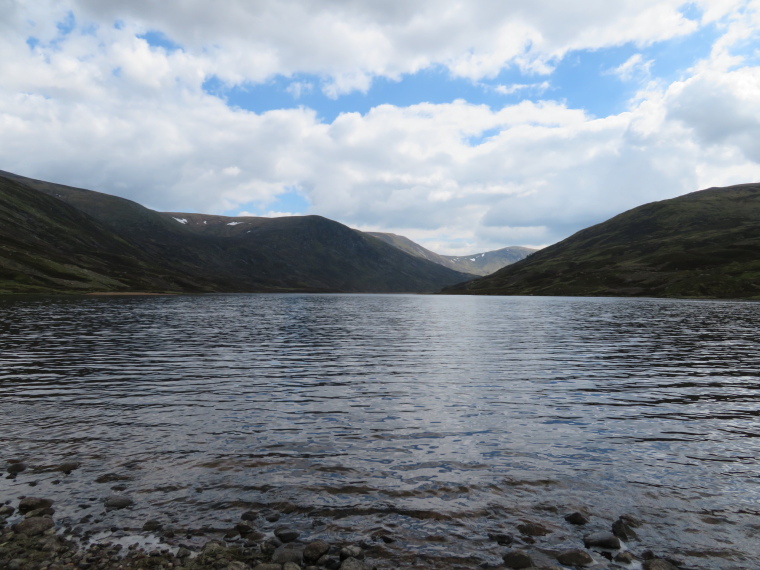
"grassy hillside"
0,171,472,294
444,183,760,299
0,176,206,294
367,232,535,276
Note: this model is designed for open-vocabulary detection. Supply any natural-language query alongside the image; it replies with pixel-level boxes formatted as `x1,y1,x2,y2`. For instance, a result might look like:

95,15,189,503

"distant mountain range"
0,170,476,294
444,183,760,299
367,232,535,276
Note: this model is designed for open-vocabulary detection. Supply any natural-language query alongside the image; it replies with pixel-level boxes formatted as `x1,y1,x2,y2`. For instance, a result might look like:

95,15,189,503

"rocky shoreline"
1,491,692,570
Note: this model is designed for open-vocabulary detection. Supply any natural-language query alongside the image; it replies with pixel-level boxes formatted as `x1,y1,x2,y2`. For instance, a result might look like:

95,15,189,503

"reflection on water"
1,294,759,568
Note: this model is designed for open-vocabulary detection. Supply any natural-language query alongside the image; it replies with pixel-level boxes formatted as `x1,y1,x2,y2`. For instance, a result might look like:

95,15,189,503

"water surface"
1,294,758,568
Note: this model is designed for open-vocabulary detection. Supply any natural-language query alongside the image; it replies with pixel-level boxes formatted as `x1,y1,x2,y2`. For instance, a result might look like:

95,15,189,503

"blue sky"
1,1,759,253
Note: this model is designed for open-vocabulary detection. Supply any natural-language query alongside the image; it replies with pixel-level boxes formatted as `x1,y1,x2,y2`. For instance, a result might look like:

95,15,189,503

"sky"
1,1,759,254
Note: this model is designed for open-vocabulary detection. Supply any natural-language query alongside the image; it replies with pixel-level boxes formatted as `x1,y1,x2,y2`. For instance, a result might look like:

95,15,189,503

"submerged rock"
18,497,53,514
564,511,589,525
503,549,533,569
643,560,678,570
56,461,81,474
612,517,638,541
6,462,27,474
272,543,304,565
274,526,300,543
556,549,594,566
584,531,621,550
303,540,330,563
517,521,550,536
104,495,133,510
13,516,54,536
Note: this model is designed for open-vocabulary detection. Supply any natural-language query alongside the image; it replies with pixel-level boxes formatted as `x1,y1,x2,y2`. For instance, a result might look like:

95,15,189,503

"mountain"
0,171,473,294
444,183,760,299
367,232,536,276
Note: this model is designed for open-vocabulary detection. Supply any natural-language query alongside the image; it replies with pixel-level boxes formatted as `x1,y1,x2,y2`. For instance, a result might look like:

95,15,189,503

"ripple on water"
1,293,759,568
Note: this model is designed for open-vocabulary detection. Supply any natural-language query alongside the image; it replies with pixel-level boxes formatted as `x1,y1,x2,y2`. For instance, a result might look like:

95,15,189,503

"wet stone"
612,517,638,541
487,531,513,545
615,551,636,564
0,504,15,517
556,549,594,566
339,545,363,560
272,543,304,565
303,540,330,563
18,497,54,514
25,506,55,518
254,565,282,570
283,563,301,570
643,560,678,570
517,521,550,536
564,511,589,525
142,519,163,532
274,527,300,543
503,549,533,569
7,462,27,474
584,531,621,550
13,516,55,536
56,461,81,474
265,513,281,523
340,557,368,570
241,510,257,521
104,495,134,510
318,554,341,570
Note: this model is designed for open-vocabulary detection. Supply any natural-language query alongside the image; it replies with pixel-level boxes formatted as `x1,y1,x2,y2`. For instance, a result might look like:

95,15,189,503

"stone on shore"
643,559,678,570
503,549,533,569
340,557,369,570
274,527,300,543
303,540,330,563
104,495,133,510
340,545,363,560
583,531,621,549
56,461,81,474
517,521,550,536
272,543,304,565
487,531,513,545
13,516,54,536
7,462,27,474
18,497,53,514
556,549,594,566
612,517,638,541
564,511,589,525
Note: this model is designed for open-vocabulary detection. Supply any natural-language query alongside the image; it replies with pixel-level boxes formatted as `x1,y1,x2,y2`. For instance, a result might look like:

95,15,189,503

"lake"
1,294,758,568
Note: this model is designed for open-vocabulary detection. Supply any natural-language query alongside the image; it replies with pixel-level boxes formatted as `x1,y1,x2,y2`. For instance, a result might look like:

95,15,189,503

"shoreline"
1,493,691,570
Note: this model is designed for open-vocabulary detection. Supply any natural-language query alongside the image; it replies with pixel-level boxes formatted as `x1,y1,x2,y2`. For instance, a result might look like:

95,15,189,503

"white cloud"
11,0,740,93
611,54,653,81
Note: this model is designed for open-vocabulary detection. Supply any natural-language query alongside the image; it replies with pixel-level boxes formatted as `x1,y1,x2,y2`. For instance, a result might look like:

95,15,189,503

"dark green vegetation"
368,232,535,276
0,171,473,294
445,183,760,299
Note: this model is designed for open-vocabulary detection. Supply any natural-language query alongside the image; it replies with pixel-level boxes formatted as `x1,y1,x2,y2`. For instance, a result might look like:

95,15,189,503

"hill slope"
367,232,535,275
444,183,760,299
0,171,473,294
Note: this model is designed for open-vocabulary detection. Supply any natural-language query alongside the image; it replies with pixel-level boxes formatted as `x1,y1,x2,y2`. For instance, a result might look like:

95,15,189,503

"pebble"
271,543,304,565
564,511,589,525
13,517,55,536
487,531,513,545
340,557,368,570
340,545,363,560
303,540,330,563
56,461,80,474
612,517,638,541
103,495,134,510
583,531,621,550
503,549,533,569
643,560,678,570
517,521,550,536
18,498,53,514
274,527,300,543
556,549,594,566
6,462,27,474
